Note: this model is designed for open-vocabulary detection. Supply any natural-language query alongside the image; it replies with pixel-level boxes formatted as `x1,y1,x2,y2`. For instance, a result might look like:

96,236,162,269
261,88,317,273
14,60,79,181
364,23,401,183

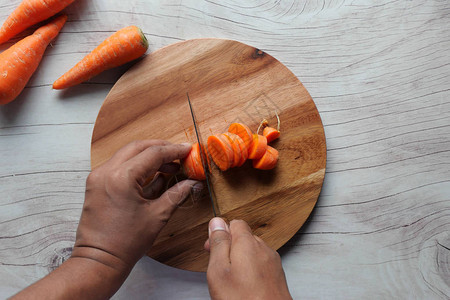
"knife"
186,93,219,217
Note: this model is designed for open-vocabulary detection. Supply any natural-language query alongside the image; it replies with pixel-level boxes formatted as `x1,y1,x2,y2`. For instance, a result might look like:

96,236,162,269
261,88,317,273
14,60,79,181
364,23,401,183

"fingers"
142,173,166,199
229,219,254,242
109,140,171,165
151,179,202,221
207,218,231,271
159,162,181,174
205,219,258,251
125,143,192,184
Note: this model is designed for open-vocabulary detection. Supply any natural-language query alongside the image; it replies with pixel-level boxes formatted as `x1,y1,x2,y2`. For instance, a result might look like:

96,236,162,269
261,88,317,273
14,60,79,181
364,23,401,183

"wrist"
70,245,134,279
11,247,135,300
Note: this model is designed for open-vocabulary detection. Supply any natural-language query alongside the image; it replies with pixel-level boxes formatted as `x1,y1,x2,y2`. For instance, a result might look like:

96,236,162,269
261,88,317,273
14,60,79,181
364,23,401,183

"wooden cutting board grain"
90,38,326,272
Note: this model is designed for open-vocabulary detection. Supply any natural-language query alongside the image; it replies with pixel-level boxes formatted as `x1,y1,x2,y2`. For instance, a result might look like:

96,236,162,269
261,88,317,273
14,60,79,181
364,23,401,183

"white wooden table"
1,0,449,299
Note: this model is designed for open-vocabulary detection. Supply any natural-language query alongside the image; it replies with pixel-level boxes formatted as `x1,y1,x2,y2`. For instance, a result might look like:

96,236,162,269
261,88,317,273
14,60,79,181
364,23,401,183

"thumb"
152,179,203,222
207,217,231,272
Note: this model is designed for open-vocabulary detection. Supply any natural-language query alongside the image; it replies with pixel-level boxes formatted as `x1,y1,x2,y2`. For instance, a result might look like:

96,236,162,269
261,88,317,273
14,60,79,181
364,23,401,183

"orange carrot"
228,123,253,148
248,134,267,160
253,146,279,170
182,143,206,180
0,14,67,105
222,132,242,168
234,134,248,167
207,134,234,171
263,126,280,143
53,26,148,89
0,0,75,45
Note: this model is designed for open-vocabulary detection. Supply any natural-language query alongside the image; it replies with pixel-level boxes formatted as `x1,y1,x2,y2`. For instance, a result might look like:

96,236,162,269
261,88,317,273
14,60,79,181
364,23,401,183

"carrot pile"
0,0,75,45
0,0,149,105
0,15,67,105
182,116,281,179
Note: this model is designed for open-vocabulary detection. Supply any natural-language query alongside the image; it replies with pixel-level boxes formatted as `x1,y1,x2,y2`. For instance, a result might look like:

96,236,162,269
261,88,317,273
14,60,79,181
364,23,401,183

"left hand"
71,140,202,272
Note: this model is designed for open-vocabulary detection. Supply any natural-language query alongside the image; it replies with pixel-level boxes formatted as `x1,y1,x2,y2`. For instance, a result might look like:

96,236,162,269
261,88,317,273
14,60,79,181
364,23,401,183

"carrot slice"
182,143,206,180
248,134,267,160
263,127,280,143
253,146,279,170
233,134,248,167
222,133,242,168
228,123,253,149
207,135,234,171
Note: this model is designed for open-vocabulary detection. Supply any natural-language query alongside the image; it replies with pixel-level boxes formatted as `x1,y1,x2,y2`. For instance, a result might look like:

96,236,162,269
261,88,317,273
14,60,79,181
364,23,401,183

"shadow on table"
0,89,31,123
54,56,147,100
278,203,319,257
119,256,209,299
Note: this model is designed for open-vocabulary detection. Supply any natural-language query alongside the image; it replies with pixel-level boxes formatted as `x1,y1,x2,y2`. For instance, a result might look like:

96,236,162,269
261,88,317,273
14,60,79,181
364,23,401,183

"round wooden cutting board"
91,38,326,272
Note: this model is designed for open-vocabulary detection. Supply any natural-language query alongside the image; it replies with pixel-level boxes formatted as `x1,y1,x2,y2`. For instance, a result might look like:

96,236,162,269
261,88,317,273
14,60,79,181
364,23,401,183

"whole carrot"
0,14,67,105
53,26,149,89
0,0,75,45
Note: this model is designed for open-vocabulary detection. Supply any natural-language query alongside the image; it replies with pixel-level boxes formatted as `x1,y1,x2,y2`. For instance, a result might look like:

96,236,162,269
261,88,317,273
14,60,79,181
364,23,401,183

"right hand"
205,218,292,300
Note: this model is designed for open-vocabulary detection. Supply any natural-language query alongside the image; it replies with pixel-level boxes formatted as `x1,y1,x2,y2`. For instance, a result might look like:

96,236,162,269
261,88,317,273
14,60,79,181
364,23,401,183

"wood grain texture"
0,0,449,298
90,38,326,271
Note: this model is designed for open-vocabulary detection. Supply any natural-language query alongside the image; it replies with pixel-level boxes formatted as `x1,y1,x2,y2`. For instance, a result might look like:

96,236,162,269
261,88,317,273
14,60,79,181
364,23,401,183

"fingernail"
208,217,227,237
190,182,204,203
192,182,204,192
181,142,192,147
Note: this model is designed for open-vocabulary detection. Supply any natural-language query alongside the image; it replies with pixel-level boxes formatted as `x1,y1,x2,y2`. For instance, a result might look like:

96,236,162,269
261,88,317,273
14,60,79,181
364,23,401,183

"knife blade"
186,92,219,217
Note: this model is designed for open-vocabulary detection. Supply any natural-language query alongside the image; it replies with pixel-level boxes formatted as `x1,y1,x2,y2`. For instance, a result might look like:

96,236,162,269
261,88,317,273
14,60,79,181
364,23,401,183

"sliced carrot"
0,0,75,45
228,123,253,149
263,127,280,143
207,135,234,171
0,15,67,105
53,26,148,89
222,133,242,168
182,143,206,180
226,132,248,167
253,146,279,170
248,134,267,160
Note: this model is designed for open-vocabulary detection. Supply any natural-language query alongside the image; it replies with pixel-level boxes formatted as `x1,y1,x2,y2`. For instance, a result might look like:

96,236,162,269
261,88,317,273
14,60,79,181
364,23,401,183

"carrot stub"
253,146,279,170
228,123,253,148
263,127,280,143
53,25,149,89
182,143,206,180
0,14,67,105
258,112,281,143
207,135,234,171
0,0,75,45
248,134,268,160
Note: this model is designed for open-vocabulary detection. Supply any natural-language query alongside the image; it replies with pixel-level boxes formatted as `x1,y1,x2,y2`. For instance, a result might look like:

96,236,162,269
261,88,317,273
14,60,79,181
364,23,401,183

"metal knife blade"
186,93,219,217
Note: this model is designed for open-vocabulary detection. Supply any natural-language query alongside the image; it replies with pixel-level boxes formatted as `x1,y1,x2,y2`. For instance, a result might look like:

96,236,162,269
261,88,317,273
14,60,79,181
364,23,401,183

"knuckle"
130,140,147,152
145,146,164,163
109,168,127,183
211,232,231,247
156,206,172,224
86,169,102,186
105,168,133,191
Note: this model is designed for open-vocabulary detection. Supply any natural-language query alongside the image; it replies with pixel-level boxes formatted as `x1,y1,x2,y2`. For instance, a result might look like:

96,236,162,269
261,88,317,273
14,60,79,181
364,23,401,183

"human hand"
205,218,292,300
72,140,202,272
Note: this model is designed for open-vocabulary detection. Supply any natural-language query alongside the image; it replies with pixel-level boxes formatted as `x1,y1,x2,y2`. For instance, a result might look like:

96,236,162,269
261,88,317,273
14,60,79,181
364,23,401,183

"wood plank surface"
90,38,326,271
0,0,449,298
